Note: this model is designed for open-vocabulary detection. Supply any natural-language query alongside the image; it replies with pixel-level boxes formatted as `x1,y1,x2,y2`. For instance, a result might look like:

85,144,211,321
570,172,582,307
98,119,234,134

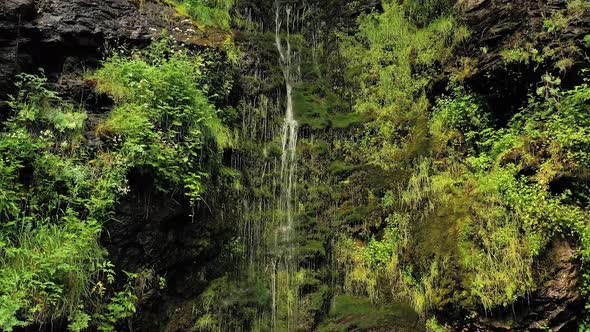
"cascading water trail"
271,1,299,330
276,5,298,254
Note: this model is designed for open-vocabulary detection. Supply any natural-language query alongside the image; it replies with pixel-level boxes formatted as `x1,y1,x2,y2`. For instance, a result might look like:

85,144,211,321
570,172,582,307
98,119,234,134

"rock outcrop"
0,0,229,104
0,1,234,331
455,0,590,123
1,0,588,331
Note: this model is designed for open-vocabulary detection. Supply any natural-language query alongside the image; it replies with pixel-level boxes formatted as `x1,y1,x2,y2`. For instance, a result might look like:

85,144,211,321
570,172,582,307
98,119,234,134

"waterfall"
275,2,298,258
271,2,299,331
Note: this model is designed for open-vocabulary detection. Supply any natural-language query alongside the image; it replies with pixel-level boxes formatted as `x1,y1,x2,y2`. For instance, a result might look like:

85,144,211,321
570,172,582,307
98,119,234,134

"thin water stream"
271,2,299,331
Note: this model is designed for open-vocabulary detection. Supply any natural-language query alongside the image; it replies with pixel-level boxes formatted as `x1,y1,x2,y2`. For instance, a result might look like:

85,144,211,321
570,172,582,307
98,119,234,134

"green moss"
235,32,284,95
298,240,327,258
335,202,382,231
413,197,466,266
193,276,271,331
328,161,366,177
317,295,422,332
293,82,366,130
310,285,330,311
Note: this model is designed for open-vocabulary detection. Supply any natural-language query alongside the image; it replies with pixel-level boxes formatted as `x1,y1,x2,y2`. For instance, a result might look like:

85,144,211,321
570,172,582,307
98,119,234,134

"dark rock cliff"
1,0,141,102
455,0,590,124
475,240,581,331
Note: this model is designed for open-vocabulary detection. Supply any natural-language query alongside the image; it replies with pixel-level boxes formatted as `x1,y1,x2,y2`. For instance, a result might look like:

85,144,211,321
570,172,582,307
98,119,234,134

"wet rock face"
0,0,228,104
454,0,590,125
0,0,143,100
0,1,233,329
34,0,142,44
0,1,142,118
0,0,35,104
532,241,581,331
432,1,589,330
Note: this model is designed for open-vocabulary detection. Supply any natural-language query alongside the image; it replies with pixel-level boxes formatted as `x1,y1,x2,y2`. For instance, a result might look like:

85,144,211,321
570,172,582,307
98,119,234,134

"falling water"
275,3,298,255
271,2,299,331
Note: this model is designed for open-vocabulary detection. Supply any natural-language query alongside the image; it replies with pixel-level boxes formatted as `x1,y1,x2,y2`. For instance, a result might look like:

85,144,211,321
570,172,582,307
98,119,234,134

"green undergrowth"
191,276,270,331
90,37,231,204
330,0,590,329
339,0,469,168
0,36,231,330
335,74,590,325
0,73,131,331
4,0,585,330
274,21,368,131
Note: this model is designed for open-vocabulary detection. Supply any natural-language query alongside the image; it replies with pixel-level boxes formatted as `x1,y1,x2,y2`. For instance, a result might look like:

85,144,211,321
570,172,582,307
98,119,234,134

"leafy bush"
431,86,490,152
335,48,590,322
0,214,105,328
91,37,230,201
0,74,124,331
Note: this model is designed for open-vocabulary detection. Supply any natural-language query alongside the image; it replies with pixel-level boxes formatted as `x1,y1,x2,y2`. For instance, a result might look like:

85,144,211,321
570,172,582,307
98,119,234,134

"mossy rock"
293,81,366,130
317,295,423,332
328,160,367,177
298,239,327,259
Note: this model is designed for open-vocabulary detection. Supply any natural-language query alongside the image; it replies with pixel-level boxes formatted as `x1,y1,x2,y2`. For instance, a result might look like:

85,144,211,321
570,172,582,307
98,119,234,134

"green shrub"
0,37,230,330
0,73,129,331
339,1,468,168
431,86,490,152
91,37,230,200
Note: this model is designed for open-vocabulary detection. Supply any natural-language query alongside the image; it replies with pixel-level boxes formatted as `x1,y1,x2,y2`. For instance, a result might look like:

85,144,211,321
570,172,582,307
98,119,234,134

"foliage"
292,81,365,130
191,276,270,331
500,46,546,66
0,73,127,330
431,85,490,153
426,317,451,332
91,37,230,202
317,295,419,332
339,0,468,168
4,0,590,330
174,0,234,30
333,0,590,326
0,37,229,330
93,275,138,332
